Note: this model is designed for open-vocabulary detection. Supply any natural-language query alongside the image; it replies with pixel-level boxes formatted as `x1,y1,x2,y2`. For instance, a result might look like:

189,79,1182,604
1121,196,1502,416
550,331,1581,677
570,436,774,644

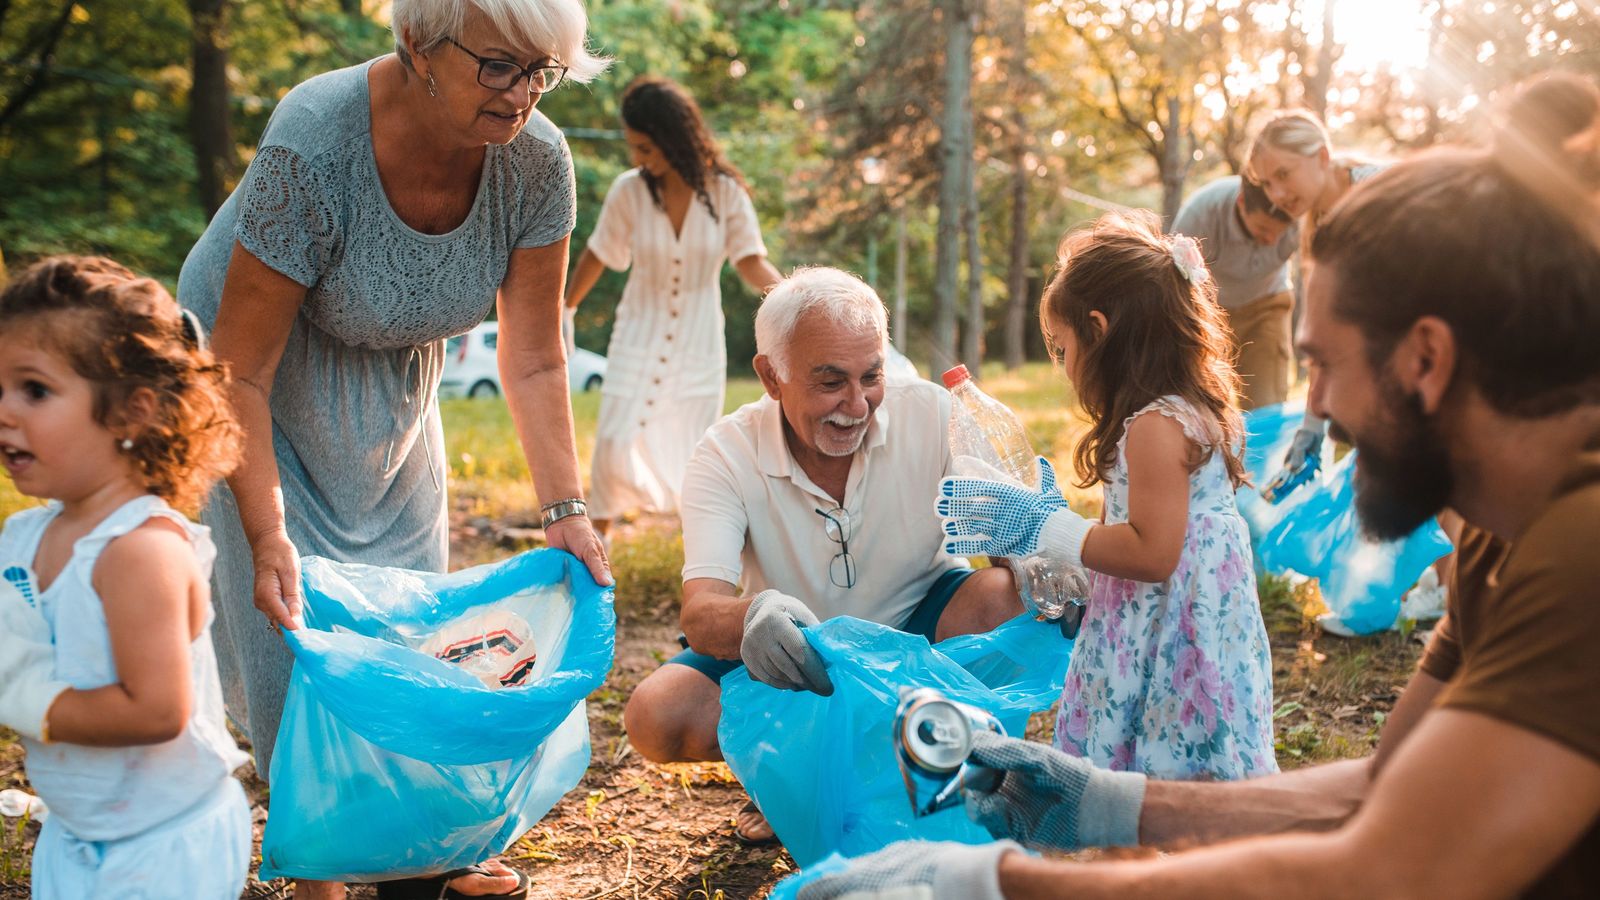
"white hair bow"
1170,234,1209,284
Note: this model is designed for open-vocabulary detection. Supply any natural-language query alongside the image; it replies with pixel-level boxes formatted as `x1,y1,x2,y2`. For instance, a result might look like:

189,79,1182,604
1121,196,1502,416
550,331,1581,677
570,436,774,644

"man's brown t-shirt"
1418,450,1600,897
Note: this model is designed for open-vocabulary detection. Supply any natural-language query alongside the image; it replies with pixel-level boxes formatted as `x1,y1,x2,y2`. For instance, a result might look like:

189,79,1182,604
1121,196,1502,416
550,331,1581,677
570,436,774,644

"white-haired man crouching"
623,267,1024,844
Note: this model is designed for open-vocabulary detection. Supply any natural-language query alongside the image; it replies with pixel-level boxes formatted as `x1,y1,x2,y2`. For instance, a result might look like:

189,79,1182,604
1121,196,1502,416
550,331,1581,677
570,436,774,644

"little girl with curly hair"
938,213,1277,780
0,255,250,898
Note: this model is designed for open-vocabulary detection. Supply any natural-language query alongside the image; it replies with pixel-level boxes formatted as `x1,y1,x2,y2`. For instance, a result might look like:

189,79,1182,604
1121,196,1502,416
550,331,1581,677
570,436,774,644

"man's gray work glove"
798,839,1022,900
1261,415,1328,503
740,589,835,695
963,731,1146,851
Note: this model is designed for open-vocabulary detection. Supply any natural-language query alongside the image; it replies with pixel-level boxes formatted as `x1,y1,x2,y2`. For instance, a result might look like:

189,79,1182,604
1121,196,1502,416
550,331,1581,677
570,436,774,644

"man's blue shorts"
664,567,976,686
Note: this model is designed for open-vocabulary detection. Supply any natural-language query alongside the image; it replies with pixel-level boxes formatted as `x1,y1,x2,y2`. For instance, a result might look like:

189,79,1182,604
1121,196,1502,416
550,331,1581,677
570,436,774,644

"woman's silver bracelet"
540,498,588,529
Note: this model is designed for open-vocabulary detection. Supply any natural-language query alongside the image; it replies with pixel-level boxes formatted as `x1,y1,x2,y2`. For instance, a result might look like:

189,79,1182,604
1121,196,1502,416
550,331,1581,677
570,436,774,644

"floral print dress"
1054,396,1278,780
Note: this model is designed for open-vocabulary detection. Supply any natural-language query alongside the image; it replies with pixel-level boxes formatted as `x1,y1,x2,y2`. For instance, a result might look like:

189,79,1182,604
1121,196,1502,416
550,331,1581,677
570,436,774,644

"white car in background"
441,321,607,398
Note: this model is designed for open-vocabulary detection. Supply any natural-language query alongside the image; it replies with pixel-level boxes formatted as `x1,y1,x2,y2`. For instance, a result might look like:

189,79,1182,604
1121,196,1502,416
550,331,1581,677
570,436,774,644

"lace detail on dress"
235,145,339,289
515,131,578,249
230,114,575,351
1116,395,1221,454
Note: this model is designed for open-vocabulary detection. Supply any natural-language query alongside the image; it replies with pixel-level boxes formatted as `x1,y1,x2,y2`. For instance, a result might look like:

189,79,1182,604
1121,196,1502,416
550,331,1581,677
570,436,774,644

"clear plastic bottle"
943,365,1089,629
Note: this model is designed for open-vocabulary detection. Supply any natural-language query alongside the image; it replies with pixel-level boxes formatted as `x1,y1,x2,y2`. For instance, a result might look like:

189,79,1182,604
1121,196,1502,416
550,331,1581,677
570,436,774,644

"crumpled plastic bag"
0,788,47,822
258,548,614,882
1239,401,1452,634
718,614,1071,868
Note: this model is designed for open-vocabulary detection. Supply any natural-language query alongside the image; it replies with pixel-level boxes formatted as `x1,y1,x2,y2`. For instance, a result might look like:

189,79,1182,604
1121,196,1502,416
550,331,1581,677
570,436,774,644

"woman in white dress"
565,76,781,534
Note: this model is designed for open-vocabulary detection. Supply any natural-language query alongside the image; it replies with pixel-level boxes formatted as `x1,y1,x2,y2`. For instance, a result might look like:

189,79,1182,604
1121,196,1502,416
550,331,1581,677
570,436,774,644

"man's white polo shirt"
680,378,964,628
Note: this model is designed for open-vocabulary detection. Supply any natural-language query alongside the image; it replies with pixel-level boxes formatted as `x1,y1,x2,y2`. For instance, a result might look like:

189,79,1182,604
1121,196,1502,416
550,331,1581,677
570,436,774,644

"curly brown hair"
0,256,242,514
620,75,749,222
1041,212,1248,490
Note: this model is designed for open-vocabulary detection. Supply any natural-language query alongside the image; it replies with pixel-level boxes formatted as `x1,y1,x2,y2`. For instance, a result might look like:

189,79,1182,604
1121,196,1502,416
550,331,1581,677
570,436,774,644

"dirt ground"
0,513,1429,899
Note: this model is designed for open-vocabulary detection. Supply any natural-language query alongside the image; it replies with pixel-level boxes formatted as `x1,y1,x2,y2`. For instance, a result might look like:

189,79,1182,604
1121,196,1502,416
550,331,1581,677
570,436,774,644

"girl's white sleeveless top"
0,496,248,841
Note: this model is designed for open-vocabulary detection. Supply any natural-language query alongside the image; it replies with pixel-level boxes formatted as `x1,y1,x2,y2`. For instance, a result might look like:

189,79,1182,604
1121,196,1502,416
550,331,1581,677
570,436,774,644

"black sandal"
733,798,779,847
375,863,530,900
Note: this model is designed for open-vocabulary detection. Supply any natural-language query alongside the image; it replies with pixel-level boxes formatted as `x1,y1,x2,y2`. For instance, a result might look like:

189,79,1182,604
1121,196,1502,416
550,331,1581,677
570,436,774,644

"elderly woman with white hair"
177,0,610,895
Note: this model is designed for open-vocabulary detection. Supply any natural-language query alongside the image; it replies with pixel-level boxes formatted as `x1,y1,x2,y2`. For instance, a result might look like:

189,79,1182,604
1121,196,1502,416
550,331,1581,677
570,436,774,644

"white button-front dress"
583,168,768,519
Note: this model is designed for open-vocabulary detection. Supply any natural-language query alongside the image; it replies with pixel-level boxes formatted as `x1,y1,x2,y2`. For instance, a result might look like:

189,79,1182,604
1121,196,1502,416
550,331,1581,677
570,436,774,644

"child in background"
937,213,1277,780
0,256,251,898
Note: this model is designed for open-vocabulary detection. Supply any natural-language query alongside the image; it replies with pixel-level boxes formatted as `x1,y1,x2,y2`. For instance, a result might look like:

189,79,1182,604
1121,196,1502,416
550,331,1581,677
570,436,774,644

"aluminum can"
893,688,1004,816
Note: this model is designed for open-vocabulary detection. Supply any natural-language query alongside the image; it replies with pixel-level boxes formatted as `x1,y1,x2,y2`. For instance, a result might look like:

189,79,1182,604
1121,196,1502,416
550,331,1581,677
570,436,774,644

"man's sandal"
375,863,530,900
733,798,779,847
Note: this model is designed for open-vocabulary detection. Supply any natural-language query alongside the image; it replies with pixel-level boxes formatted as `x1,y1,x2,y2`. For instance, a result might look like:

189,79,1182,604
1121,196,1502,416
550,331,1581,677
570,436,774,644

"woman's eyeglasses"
445,38,568,94
815,507,857,589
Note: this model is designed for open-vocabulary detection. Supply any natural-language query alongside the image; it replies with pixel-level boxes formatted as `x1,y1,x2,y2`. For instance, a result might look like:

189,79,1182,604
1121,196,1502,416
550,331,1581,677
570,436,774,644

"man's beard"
1335,378,1454,541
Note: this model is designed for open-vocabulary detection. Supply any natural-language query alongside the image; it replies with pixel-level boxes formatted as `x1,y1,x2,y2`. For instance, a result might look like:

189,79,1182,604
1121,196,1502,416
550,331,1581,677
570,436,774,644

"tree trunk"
962,157,983,374
1305,0,1337,120
189,0,236,218
894,209,909,352
94,12,110,211
933,0,974,372
339,0,362,15
1004,144,1028,369
1003,1,1030,370
1160,95,1186,223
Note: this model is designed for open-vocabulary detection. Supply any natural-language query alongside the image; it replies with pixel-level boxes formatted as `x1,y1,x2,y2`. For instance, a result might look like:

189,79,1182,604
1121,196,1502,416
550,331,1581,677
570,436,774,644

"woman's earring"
427,71,438,98
120,438,133,451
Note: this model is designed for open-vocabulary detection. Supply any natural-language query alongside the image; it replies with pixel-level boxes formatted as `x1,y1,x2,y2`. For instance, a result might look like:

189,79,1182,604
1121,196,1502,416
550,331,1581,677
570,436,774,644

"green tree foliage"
2,0,1597,373
545,0,856,371
1,1,207,280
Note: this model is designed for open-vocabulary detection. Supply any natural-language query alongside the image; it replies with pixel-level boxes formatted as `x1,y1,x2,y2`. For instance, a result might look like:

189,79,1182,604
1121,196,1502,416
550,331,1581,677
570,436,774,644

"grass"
0,810,29,884
442,379,769,522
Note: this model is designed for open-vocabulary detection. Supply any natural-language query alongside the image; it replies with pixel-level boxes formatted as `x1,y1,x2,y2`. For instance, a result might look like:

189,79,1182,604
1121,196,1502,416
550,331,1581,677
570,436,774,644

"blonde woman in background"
1246,110,1384,501
1247,111,1463,633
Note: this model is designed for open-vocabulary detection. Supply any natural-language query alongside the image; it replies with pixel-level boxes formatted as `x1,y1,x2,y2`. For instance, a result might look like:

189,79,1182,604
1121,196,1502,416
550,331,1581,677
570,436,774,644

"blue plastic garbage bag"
1237,400,1311,550
718,614,1070,868
1238,402,1452,634
1257,451,1452,634
258,548,615,882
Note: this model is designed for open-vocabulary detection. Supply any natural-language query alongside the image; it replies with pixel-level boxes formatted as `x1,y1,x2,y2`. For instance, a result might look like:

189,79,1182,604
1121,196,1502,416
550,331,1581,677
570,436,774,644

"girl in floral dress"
937,212,1276,780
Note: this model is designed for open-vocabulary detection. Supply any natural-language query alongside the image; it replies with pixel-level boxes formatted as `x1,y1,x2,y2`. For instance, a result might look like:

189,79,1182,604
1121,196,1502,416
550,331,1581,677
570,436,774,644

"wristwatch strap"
540,498,588,529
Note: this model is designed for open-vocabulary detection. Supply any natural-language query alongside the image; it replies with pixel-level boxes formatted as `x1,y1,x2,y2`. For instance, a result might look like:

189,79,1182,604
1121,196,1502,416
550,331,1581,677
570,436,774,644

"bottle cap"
941,365,971,389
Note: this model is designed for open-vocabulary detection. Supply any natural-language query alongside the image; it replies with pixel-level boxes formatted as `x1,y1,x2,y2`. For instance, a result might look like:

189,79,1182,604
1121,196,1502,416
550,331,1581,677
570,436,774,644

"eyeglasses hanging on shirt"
815,506,857,589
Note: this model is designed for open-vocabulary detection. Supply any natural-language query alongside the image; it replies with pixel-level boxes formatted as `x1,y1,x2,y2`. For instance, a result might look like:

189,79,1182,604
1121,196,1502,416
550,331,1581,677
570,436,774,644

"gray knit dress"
177,58,575,777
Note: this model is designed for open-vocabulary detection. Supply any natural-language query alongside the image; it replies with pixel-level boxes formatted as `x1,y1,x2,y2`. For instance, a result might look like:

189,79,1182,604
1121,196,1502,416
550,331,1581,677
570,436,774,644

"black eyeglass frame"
814,507,857,590
444,37,568,94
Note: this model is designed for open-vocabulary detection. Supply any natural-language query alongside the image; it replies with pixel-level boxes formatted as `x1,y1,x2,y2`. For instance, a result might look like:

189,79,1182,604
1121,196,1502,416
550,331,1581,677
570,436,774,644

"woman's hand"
545,515,613,587
249,529,303,630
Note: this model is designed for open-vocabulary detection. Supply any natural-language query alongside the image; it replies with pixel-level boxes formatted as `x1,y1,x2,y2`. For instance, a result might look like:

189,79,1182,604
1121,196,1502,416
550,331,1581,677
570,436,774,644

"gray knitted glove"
963,731,1147,850
741,590,835,695
798,839,1021,900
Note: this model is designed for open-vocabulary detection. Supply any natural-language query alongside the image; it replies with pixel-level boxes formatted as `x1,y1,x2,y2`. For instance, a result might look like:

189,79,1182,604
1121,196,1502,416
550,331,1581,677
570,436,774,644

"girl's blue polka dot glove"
936,456,1094,566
